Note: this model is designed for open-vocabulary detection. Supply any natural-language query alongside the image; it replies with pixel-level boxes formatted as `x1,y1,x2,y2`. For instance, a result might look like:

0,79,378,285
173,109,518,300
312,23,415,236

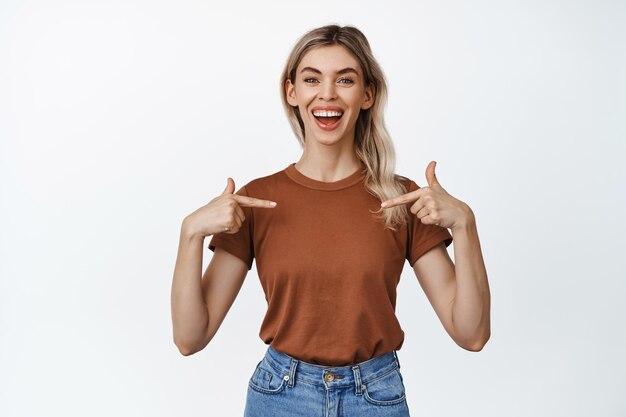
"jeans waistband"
262,345,402,392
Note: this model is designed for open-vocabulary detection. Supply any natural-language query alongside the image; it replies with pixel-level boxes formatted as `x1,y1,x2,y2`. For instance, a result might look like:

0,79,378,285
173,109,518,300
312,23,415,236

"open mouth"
312,110,344,129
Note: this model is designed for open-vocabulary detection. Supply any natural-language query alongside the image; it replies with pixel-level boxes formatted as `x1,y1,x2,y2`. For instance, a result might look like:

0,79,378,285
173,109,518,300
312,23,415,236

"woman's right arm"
171,221,211,355
170,178,276,356
171,219,248,356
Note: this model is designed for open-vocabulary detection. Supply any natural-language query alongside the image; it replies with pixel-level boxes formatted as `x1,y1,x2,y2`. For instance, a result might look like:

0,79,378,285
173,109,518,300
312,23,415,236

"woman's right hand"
183,177,277,238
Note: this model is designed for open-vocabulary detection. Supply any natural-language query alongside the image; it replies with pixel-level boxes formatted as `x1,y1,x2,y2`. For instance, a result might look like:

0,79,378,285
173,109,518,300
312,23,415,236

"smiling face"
285,44,374,147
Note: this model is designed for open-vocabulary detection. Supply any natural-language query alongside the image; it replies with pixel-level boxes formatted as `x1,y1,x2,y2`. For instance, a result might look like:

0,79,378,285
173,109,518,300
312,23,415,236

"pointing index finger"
233,194,277,208
380,189,420,209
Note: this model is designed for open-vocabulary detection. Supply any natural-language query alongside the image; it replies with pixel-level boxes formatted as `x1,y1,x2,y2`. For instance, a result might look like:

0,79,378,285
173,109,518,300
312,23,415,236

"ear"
361,82,375,111
285,78,298,107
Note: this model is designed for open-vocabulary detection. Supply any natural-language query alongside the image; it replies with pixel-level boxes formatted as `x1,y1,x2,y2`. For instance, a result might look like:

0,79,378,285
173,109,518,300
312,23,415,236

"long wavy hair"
280,24,411,231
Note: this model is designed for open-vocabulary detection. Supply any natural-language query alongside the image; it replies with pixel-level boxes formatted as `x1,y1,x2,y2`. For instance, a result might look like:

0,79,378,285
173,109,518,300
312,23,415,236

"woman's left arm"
446,209,491,351
381,161,491,351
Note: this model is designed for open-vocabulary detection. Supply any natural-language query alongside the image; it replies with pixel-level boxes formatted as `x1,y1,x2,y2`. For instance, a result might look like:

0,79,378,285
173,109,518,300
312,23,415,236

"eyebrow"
300,66,359,76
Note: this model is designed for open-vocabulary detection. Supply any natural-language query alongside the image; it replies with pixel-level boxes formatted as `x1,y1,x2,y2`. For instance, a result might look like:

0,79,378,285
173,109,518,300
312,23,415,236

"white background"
1,1,625,416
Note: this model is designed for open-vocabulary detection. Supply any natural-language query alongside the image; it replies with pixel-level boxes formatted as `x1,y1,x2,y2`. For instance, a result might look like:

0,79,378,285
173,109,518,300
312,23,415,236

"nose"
319,80,337,101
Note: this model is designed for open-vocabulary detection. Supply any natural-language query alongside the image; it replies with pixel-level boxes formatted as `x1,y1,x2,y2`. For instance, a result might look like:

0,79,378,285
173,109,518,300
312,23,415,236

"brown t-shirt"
208,162,453,366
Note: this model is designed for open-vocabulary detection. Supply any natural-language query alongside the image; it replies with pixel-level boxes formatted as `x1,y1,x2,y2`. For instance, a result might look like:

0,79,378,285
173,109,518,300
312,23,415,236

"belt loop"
393,350,401,369
288,358,298,387
351,365,363,396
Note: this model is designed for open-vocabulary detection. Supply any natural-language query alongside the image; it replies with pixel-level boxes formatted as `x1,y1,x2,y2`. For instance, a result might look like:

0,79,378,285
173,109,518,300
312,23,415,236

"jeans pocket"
248,358,288,395
362,368,407,406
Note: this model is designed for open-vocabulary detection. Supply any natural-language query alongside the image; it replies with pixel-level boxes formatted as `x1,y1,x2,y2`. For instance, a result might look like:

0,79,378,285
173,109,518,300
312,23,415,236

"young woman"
171,24,490,417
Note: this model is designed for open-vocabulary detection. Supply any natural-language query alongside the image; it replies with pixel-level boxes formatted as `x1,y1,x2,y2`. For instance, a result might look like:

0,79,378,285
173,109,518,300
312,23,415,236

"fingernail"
269,201,277,206
380,202,387,207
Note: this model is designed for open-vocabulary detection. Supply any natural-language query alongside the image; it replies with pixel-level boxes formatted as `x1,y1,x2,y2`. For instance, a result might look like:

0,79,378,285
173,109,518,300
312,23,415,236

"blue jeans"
244,345,411,417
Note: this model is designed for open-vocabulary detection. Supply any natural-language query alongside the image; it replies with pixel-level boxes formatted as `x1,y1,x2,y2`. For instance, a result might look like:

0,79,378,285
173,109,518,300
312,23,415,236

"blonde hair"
280,24,411,231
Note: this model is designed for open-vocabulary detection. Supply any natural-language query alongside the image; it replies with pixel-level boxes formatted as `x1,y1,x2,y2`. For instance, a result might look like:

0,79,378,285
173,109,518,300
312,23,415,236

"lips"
308,105,345,131
311,106,344,113
313,114,343,131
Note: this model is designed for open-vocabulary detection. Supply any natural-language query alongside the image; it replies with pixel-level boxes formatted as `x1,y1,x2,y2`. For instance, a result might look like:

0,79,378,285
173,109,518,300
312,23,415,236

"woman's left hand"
380,161,473,230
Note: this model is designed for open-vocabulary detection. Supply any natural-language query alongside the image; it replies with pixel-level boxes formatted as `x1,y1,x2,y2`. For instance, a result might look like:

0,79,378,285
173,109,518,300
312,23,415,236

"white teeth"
312,110,343,117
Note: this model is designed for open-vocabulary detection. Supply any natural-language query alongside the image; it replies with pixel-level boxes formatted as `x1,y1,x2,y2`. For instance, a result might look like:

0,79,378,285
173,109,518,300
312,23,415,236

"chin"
306,130,346,145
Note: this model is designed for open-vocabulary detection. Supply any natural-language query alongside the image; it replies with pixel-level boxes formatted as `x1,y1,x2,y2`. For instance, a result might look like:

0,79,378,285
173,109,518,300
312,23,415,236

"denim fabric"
244,345,411,417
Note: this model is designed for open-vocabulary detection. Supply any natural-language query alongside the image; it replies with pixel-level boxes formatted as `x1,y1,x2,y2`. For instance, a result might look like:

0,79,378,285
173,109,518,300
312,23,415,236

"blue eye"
303,78,354,84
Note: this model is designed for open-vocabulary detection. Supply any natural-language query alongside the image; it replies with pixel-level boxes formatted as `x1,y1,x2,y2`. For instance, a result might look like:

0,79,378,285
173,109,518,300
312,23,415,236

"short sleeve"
405,180,453,266
207,185,255,271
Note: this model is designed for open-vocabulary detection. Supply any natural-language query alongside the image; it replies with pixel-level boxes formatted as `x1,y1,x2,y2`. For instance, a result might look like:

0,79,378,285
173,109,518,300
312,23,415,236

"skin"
382,161,491,351
171,178,276,355
171,43,490,356
284,44,374,181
